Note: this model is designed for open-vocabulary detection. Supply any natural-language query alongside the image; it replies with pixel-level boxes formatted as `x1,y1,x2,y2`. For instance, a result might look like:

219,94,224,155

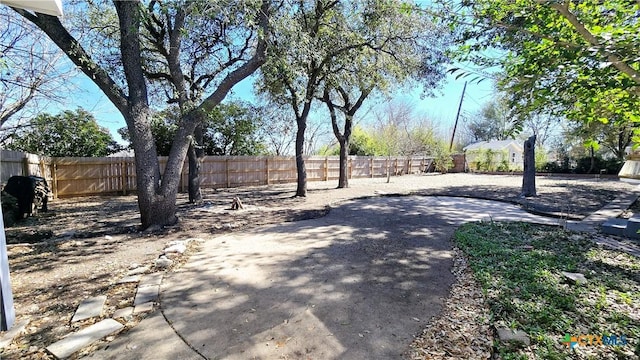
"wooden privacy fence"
1,150,467,198
0,150,54,185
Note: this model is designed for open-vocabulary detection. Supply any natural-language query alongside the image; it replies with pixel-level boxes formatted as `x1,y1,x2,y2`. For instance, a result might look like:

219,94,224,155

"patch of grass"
454,222,640,359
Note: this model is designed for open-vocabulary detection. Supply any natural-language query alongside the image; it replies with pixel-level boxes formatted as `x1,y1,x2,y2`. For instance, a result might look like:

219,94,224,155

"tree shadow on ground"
418,183,624,219
161,196,507,359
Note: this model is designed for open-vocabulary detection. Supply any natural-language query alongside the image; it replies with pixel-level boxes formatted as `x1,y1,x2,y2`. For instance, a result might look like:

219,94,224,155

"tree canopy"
12,0,271,228
4,108,120,157
465,97,520,143
259,0,450,192
443,0,640,146
0,7,75,129
119,102,266,156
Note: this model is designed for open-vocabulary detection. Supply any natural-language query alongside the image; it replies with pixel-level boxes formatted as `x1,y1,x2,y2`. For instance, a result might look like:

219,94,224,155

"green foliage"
315,144,338,156
259,0,449,181
349,125,381,156
205,102,267,156
468,148,518,172
539,156,622,175
534,150,547,172
5,108,120,157
467,97,521,142
455,222,640,359
432,142,454,173
496,158,510,172
574,156,624,175
443,0,640,148
119,102,267,156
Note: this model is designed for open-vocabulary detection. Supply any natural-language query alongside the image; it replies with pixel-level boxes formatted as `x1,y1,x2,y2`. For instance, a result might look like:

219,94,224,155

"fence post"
408,158,412,174
226,158,230,188
324,157,329,181
38,159,45,177
22,157,29,176
348,157,352,179
370,157,374,178
394,158,398,176
50,161,58,199
265,158,270,185
121,161,128,195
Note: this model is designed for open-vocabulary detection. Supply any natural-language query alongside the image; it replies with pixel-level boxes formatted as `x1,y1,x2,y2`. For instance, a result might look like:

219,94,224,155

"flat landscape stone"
624,216,640,239
496,327,530,347
116,275,140,284
164,242,187,254
561,271,587,284
71,295,107,323
134,285,159,305
602,218,627,236
127,266,150,276
46,319,123,359
0,318,29,349
133,302,154,314
138,272,163,288
154,256,173,269
112,307,134,319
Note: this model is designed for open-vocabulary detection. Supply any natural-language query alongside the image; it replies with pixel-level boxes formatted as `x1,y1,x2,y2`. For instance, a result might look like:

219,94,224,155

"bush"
540,156,623,174
496,159,510,172
540,161,568,173
433,146,454,173
574,156,624,174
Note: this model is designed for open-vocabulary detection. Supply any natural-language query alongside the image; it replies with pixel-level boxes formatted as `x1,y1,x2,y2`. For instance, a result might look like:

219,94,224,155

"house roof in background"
463,140,524,152
1,0,62,16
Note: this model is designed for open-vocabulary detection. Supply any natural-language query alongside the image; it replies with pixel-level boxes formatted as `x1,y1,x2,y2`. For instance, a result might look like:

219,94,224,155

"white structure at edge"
0,0,62,332
463,140,525,171
0,0,63,16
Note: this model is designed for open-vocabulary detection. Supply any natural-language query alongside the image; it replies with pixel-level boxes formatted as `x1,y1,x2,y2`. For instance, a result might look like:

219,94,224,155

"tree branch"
545,1,640,88
13,8,128,114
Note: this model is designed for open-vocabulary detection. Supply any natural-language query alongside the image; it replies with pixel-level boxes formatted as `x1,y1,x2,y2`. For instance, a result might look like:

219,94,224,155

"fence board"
1,151,456,197
0,150,53,187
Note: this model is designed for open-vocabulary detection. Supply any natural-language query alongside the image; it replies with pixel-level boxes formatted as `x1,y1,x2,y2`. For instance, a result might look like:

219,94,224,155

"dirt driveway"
160,196,558,359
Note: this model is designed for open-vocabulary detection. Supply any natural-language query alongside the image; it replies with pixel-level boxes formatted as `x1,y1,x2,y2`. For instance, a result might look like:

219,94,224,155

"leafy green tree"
443,0,640,147
137,0,272,203
13,0,271,229
349,125,380,156
119,102,266,156
318,0,448,188
466,97,519,142
259,0,344,196
260,0,446,193
205,102,266,156
5,108,120,157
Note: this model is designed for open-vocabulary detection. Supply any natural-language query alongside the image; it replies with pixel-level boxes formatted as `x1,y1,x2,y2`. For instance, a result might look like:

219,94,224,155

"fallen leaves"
409,248,493,360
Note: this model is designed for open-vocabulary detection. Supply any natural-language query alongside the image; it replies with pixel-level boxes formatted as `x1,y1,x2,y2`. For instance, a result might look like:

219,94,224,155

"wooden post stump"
521,135,537,197
231,197,244,210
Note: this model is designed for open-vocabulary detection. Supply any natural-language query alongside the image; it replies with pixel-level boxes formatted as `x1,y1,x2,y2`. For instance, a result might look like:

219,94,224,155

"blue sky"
70,71,495,146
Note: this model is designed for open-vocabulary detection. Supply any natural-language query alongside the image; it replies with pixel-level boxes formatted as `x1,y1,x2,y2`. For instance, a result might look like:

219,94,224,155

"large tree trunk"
295,118,307,197
116,2,178,229
338,137,349,188
16,1,270,230
188,123,204,203
521,135,536,197
588,145,596,174
129,114,177,229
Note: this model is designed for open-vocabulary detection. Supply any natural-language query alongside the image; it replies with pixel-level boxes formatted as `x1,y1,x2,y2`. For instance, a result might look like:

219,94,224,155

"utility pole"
449,81,467,152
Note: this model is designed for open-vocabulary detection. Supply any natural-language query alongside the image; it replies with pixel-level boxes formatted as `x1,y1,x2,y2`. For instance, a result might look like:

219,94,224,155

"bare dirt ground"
1,173,636,359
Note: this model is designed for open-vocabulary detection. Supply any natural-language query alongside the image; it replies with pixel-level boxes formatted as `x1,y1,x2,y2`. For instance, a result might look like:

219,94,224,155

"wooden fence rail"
2,150,464,198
